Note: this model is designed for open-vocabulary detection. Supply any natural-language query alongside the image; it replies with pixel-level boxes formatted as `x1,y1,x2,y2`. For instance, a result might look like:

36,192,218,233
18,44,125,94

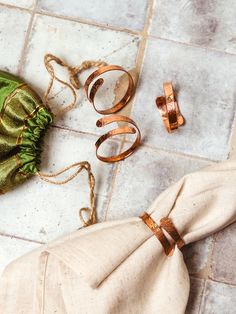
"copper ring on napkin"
84,65,135,115
156,82,185,133
140,212,185,256
95,115,141,163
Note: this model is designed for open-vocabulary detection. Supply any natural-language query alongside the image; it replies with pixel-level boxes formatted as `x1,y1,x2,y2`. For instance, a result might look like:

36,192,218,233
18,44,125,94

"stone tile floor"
0,1,236,313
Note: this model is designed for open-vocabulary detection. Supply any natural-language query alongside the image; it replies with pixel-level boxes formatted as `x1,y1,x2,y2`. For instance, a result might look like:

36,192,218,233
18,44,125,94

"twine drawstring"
40,54,107,227
36,162,96,227
44,54,107,116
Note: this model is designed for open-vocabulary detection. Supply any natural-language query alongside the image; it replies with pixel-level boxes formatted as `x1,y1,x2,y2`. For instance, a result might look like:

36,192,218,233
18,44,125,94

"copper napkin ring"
95,115,141,163
85,65,141,163
140,212,185,256
84,65,135,115
156,82,184,133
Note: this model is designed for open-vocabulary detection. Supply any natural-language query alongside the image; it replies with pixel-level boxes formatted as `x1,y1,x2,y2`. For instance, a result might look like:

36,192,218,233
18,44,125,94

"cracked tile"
201,280,236,314
0,236,40,276
0,127,113,242
0,5,31,72
107,145,209,220
150,0,236,54
37,0,148,31
210,222,236,285
132,37,236,160
21,14,140,134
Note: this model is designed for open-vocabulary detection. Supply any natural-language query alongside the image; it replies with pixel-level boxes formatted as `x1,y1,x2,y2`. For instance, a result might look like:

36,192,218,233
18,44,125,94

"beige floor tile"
37,0,148,31
40,127,119,197
132,37,236,160
107,145,210,220
210,222,236,285
0,1,236,311
150,0,236,54
21,14,140,134
0,5,31,72
183,237,213,276
186,278,205,314
0,0,35,9
201,280,236,314
0,127,112,242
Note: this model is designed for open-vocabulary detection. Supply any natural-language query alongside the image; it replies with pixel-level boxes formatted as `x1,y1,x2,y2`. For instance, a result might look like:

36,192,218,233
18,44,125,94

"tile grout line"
197,277,236,313
149,34,236,58
17,0,38,75
229,108,236,158
206,233,217,281
51,124,219,163
103,0,155,221
198,279,207,314
0,232,45,245
0,2,32,12
2,2,236,59
124,140,219,163
207,277,236,288
207,232,236,287
102,162,119,221
35,10,141,36
192,236,216,282
0,2,141,36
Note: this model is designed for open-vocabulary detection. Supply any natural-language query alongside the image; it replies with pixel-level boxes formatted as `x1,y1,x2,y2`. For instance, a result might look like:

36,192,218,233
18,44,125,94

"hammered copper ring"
84,65,135,115
156,82,184,133
140,212,185,256
95,115,141,163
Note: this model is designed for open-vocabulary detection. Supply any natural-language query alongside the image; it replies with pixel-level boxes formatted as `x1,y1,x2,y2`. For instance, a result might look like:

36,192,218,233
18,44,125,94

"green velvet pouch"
0,71,53,193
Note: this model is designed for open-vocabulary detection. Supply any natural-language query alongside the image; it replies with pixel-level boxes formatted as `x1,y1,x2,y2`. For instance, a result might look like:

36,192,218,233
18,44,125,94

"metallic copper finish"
160,217,185,249
84,65,135,115
140,212,173,256
95,115,141,163
156,82,184,133
140,212,185,256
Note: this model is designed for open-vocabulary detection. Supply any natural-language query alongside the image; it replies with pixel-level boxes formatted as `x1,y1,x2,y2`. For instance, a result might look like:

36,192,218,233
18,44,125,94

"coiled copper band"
95,115,141,163
140,212,185,256
156,82,184,133
84,65,135,115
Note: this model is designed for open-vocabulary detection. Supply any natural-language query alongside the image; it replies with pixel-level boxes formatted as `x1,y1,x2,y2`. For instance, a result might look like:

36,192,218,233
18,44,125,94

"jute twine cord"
38,54,106,227
37,162,96,227
44,54,107,116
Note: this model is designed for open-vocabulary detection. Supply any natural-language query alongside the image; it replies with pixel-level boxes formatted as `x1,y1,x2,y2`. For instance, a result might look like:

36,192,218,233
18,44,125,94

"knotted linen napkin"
1,160,236,314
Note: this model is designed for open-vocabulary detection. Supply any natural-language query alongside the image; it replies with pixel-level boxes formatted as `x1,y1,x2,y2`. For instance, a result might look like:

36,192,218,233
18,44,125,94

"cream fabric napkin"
1,160,236,314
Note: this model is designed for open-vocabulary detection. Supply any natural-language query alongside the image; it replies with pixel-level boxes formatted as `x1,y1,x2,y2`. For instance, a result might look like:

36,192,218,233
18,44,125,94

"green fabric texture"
0,70,53,193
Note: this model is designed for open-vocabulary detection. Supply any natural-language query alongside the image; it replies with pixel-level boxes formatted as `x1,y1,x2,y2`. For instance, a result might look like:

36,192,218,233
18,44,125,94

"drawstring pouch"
0,54,106,226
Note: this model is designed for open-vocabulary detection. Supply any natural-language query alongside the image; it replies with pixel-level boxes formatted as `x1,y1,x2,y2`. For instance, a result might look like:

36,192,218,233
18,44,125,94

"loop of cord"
36,162,96,227
44,53,107,116
40,54,108,227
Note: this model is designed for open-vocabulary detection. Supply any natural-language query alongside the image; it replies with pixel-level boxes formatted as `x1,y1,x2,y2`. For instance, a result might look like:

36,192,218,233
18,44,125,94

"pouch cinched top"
0,71,53,193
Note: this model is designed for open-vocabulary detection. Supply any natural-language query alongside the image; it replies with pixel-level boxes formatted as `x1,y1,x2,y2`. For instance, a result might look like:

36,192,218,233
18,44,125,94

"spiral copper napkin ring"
140,212,185,256
85,65,141,163
156,82,185,133
84,65,135,115
95,115,141,163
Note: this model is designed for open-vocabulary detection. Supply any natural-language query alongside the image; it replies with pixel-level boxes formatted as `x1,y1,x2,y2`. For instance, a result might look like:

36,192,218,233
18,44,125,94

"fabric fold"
1,160,236,314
